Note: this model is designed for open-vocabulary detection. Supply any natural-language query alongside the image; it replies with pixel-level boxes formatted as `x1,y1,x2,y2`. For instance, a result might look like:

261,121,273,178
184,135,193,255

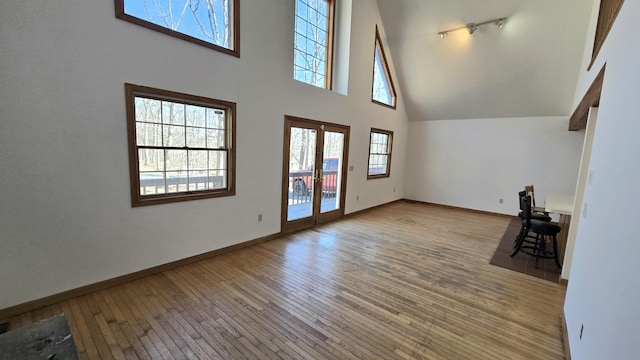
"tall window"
115,0,240,57
368,128,393,179
293,0,335,89
125,84,236,206
372,26,396,108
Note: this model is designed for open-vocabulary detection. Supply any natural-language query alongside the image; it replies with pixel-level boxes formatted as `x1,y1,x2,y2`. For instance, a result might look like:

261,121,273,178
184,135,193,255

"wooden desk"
545,194,574,264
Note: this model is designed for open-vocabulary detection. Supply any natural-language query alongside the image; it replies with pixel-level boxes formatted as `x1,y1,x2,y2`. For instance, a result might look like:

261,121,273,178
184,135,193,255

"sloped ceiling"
376,0,594,121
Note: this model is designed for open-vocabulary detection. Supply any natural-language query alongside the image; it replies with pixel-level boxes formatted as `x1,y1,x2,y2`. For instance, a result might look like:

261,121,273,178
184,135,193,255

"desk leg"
557,214,571,265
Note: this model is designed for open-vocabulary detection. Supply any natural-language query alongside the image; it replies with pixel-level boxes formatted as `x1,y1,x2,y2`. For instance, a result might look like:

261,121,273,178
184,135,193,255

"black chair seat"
518,211,551,222
529,220,561,235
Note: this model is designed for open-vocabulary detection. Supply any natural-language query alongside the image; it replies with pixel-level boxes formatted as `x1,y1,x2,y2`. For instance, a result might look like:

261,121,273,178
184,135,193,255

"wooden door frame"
316,122,350,225
281,115,350,233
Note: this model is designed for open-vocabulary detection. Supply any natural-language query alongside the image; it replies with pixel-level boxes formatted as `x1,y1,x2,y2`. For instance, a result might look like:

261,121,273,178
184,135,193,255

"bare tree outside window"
116,0,239,56
125,84,236,206
289,128,316,172
373,49,392,104
293,0,335,89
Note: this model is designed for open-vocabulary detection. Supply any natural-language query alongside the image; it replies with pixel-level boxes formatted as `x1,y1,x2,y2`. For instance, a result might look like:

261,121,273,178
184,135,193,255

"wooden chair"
514,190,551,247
512,195,562,268
525,185,549,215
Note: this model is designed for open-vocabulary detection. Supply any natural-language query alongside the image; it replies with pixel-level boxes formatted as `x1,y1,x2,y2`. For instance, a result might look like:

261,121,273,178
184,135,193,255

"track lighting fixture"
438,16,507,39
467,23,478,34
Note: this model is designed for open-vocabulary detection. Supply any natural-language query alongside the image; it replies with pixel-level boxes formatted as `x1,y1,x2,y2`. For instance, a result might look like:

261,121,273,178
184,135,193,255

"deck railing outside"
288,170,338,204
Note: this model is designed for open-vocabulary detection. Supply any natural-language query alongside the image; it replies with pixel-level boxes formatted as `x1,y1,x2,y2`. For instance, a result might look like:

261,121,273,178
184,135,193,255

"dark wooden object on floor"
0,314,79,359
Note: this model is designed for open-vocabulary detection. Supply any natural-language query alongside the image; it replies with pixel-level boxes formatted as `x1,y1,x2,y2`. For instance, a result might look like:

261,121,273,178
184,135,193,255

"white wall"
404,117,584,215
564,1,640,358
562,107,598,281
0,0,408,309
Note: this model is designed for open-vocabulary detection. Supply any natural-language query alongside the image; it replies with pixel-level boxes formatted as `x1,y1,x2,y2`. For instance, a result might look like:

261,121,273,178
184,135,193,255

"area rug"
489,218,561,283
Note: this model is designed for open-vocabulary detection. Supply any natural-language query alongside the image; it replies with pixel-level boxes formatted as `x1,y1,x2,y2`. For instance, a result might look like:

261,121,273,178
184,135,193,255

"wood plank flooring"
6,202,567,359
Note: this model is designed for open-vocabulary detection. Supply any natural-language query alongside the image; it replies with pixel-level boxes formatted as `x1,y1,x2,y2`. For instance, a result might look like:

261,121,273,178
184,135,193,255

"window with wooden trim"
372,26,396,108
115,0,240,57
293,0,335,89
588,0,624,70
368,128,393,179
125,84,235,206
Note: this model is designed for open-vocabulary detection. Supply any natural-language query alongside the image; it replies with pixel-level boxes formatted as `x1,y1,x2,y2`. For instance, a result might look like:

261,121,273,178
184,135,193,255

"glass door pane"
287,127,317,221
282,116,349,233
320,131,344,214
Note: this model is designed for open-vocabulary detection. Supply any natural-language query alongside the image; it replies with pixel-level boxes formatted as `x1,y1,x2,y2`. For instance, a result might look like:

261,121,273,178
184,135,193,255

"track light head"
467,23,478,34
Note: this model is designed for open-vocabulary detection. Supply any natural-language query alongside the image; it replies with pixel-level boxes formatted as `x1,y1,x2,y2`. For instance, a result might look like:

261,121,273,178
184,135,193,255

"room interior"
1,0,638,358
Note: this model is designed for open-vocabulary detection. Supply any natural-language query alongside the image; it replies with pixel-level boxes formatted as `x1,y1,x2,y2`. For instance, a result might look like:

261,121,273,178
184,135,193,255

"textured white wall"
564,1,640,359
404,117,584,215
0,0,408,309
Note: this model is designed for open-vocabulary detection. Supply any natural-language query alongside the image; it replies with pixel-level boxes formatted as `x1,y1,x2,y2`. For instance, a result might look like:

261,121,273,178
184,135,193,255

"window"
115,0,240,57
125,84,236,206
293,0,335,89
371,26,396,108
368,128,393,179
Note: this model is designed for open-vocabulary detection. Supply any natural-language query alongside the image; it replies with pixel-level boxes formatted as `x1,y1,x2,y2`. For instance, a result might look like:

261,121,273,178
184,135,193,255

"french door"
282,116,350,233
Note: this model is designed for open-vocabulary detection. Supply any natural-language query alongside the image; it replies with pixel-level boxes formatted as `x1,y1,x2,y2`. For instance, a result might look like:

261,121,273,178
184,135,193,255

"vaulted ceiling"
375,0,595,121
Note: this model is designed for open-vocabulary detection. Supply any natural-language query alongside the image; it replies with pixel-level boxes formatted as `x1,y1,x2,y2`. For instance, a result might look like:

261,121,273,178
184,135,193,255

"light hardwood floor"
7,201,567,359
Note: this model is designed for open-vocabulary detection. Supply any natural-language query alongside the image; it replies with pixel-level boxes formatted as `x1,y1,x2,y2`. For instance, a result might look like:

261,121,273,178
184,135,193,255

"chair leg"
534,233,543,269
513,224,525,248
552,234,562,268
511,227,527,257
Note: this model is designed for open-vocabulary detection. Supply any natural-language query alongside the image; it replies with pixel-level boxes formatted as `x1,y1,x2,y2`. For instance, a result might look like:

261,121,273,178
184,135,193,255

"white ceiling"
375,0,595,121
